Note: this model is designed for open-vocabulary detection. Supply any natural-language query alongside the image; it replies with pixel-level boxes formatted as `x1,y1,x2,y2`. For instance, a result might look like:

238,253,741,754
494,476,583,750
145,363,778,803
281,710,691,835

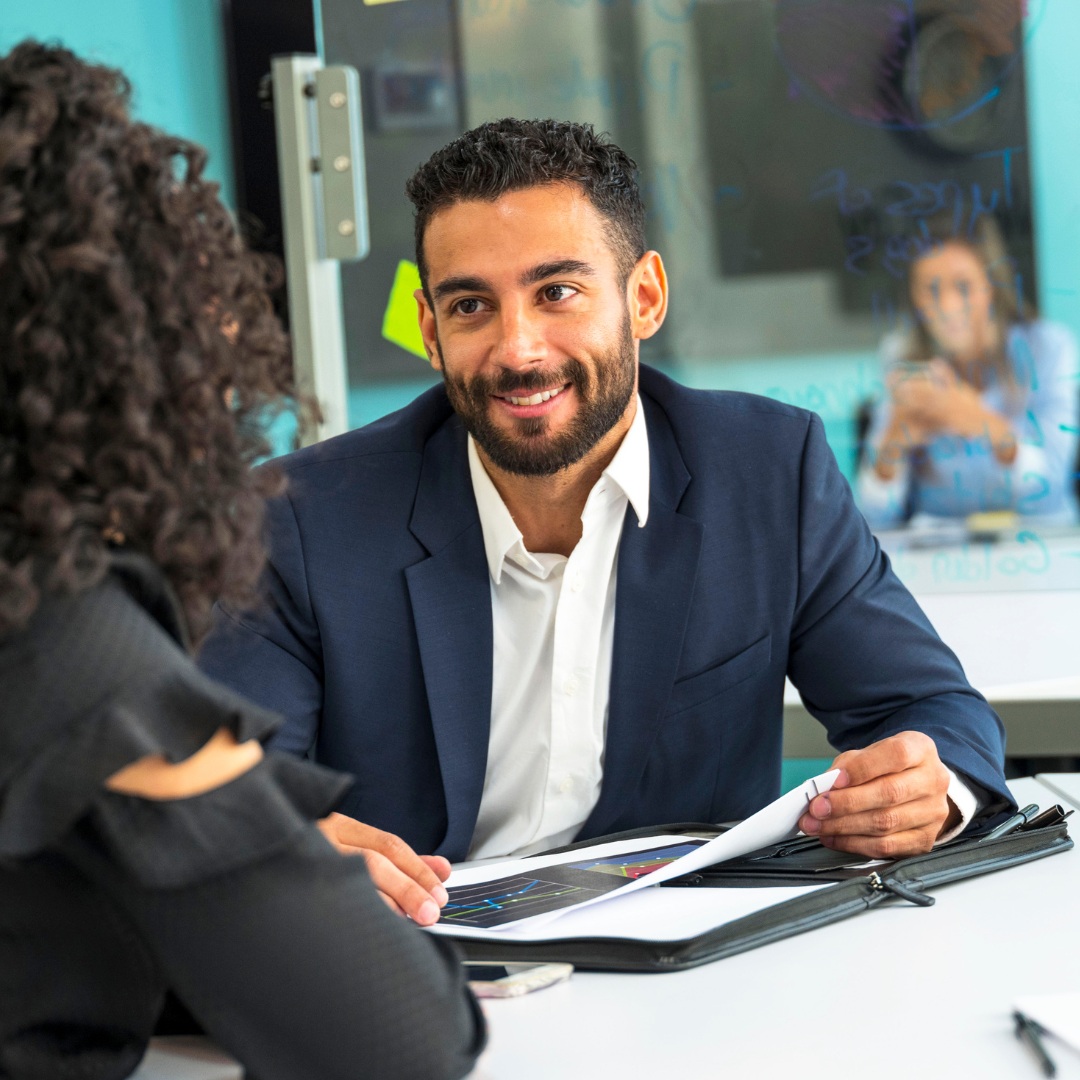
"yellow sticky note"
381,259,427,360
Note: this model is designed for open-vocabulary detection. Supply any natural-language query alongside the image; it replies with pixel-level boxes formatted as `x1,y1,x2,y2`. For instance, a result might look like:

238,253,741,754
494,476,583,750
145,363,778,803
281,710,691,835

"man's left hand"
797,731,961,858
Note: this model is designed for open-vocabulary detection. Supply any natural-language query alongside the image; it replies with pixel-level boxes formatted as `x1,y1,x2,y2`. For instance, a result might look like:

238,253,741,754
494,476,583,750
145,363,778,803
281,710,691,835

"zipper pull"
867,871,935,906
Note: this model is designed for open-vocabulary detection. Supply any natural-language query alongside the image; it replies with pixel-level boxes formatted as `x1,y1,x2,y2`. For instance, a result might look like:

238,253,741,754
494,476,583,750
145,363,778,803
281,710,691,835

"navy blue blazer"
199,365,1012,860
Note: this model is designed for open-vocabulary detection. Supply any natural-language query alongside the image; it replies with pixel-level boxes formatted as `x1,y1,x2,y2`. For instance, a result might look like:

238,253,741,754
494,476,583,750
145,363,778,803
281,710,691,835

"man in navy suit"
199,119,1011,926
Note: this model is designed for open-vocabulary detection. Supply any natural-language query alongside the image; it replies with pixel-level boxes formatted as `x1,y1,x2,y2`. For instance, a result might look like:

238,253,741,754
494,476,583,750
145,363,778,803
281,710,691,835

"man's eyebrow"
431,275,493,302
430,260,596,302
520,259,596,286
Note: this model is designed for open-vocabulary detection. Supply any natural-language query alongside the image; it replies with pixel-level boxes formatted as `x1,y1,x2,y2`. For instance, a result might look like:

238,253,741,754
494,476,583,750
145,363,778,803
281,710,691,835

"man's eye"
542,284,575,302
452,298,483,315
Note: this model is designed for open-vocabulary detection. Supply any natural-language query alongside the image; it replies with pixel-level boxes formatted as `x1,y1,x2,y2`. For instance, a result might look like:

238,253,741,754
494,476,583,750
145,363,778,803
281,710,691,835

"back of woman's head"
0,41,297,643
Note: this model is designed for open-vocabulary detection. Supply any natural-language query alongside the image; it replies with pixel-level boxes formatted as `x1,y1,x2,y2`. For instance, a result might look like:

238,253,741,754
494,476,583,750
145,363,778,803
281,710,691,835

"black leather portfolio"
443,817,1072,972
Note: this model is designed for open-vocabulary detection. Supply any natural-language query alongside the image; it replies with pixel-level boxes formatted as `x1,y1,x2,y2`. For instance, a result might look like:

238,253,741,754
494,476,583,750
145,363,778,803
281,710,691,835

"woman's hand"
890,360,982,435
874,361,1017,478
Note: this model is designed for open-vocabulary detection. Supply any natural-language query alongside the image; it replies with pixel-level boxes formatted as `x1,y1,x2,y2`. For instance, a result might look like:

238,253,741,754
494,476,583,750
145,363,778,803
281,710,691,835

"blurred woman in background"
0,41,483,1080
855,214,1079,529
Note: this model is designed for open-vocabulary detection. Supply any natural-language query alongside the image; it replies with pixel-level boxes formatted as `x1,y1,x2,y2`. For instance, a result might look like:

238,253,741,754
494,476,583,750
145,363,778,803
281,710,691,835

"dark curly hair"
405,118,646,296
0,41,299,644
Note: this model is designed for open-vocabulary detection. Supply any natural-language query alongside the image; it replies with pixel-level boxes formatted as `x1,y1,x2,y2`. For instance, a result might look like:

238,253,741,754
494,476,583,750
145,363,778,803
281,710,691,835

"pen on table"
983,804,1039,842
1014,1011,1057,1078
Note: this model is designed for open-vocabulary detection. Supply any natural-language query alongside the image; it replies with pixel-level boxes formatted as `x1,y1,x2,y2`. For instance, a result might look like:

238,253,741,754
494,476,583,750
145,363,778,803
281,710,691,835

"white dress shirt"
466,398,978,859
467,397,650,859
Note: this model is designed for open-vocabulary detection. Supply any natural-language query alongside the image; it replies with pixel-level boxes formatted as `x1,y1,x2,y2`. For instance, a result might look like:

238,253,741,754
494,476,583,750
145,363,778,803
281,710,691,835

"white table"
1037,773,1080,811
466,776,1079,1080
135,778,1077,1080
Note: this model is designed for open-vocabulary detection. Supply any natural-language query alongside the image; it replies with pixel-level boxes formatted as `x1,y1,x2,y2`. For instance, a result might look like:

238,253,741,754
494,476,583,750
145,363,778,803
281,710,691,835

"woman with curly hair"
0,41,484,1080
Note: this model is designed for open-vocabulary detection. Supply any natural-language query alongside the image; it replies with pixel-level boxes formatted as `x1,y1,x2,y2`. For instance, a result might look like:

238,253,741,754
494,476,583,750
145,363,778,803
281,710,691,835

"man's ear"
627,251,668,341
415,289,442,371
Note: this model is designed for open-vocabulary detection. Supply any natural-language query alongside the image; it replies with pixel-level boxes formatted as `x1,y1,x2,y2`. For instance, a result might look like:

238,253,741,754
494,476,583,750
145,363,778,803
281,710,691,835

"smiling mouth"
500,384,570,407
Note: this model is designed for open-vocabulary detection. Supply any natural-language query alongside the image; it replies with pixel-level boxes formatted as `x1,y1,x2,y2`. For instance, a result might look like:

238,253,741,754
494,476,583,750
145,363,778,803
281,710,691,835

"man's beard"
439,316,636,477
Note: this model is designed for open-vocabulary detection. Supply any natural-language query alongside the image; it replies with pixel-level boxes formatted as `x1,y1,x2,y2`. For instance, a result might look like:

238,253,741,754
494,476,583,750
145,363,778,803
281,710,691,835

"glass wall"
320,0,1080,595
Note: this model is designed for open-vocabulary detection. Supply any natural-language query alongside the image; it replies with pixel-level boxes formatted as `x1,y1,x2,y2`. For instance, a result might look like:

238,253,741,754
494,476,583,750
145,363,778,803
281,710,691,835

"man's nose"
493,302,549,368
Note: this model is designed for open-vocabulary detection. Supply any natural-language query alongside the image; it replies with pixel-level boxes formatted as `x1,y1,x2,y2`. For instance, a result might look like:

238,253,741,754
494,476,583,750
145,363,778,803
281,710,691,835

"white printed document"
426,769,838,941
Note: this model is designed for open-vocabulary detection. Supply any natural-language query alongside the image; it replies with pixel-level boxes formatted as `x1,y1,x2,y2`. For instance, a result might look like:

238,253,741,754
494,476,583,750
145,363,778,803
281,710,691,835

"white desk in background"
135,778,1076,1080
785,523,1080,757
785,586,1080,758
876,522,1080,597
1038,773,1080,810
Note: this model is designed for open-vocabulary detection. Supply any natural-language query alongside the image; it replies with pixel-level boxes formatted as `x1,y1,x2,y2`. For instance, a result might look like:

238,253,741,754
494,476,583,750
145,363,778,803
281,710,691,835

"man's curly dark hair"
0,41,298,644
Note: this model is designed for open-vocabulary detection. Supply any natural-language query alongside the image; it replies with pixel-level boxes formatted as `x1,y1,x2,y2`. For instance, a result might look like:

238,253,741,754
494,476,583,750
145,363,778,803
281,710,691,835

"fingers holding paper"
796,731,961,858
317,812,451,926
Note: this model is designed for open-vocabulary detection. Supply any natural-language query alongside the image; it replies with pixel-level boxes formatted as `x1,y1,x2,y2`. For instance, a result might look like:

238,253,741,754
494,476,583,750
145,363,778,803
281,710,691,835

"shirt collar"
468,436,532,584
601,394,650,530
467,394,651,585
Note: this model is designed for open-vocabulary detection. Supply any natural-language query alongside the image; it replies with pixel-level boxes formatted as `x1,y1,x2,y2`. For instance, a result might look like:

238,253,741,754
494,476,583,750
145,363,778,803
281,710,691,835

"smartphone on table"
463,962,573,998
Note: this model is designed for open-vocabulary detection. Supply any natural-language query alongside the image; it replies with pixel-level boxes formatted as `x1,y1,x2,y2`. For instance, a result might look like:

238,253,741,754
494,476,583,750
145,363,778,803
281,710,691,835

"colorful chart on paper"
568,843,703,879
440,840,706,929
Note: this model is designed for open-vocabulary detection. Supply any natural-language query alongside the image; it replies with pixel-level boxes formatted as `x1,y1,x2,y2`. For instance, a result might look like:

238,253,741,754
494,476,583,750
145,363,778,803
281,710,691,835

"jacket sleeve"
61,757,486,1080
787,414,1013,817
197,489,324,756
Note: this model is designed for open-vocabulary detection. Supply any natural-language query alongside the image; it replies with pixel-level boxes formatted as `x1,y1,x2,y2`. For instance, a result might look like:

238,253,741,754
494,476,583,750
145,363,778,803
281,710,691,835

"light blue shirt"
856,321,1080,528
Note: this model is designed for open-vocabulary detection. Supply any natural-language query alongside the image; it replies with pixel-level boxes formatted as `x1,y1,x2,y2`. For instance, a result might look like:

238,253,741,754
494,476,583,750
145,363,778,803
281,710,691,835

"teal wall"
1027,0,1080,337
0,0,233,203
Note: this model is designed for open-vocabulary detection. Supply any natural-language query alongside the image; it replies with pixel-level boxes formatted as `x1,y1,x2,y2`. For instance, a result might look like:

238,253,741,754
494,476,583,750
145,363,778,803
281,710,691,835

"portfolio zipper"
866,870,935,906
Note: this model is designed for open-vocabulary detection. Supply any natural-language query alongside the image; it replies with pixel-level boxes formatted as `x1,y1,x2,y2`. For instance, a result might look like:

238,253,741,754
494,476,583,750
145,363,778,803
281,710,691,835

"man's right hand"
317,813,451,926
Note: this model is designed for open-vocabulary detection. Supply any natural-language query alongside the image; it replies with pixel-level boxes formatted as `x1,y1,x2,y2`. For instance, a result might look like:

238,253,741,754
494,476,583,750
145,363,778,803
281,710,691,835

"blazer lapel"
581,397,704,838
405,417,493,859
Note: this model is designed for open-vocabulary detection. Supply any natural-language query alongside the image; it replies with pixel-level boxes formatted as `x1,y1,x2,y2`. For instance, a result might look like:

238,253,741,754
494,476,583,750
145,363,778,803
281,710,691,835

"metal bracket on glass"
314,65,370,262
272,55,370,444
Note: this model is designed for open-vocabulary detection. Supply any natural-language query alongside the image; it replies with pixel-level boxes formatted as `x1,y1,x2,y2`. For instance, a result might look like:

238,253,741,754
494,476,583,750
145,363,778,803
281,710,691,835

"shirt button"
559,777,574,794
564,678,579,696
570,574,584,593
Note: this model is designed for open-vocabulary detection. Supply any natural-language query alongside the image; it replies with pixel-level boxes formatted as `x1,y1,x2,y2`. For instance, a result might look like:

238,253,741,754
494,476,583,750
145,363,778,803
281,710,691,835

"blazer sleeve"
197,489,324,756
61,756,485,1080
786,414,1013,815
